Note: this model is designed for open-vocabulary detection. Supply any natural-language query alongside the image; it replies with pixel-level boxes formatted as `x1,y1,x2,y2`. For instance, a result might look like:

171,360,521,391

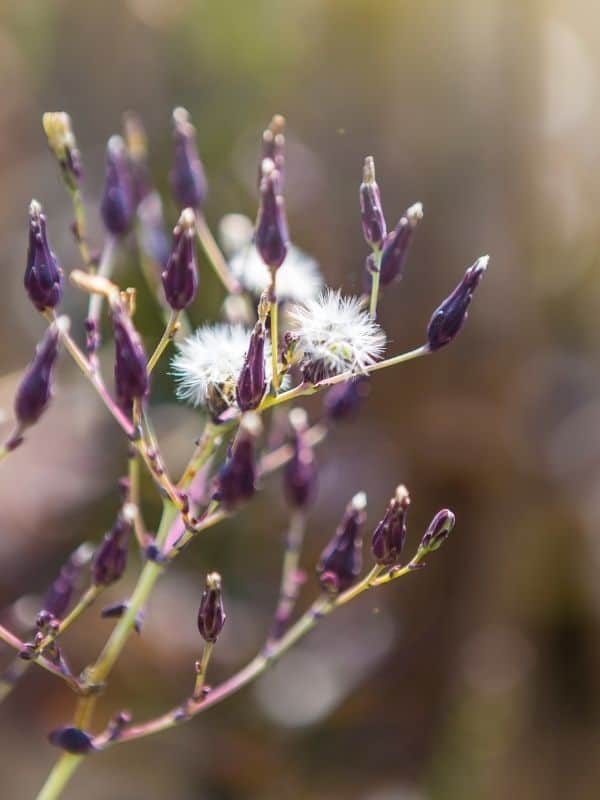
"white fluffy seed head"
230,243,323,306
287,290,386,382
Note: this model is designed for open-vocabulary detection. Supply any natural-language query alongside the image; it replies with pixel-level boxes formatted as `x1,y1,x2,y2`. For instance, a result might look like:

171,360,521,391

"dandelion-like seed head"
230,243,323,306
172,323,281,414
287,290,386,383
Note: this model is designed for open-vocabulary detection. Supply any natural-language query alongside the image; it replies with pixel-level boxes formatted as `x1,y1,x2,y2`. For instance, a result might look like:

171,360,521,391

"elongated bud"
378,202,423,287
111,304,149,410
256,159,288,269
317,492,366,593
123,110,151,205
42,112,82,190
171,107,207,210
92,508,134,586
371,485,410,565
419,509,456,552
323,376,369,422
162,208,198,310
138,193,171,268
426,256,488,351
236,320,266,411
213,413,261,510
360,156,386,249
284,408,317,508
25,200,64,311
49,726,94,754
41,542,93,620
260,114,285,186
14,318,67,430
101,135,134,236
197,572,226,643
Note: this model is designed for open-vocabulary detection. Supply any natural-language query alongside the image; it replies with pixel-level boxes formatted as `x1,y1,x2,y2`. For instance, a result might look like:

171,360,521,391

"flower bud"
323,377,369,422
171,107,207,210
42,112,82,190
137,193,171,269
426,256,488,351
212,413,261,510
162,208,198,310
111,304,149,410
123,110,151,205
256,159,288,269
92,510,133,586
42,542,93,620
360,156,386,249
284,408,317,508
197,572,226,643
24,200,64,311
259,114,285,187
49,726,94,754
371,485,410,565
377,202,422,287
14,318,67,430
419,509,456,552
101,135,135,236
317,492,366,593
235,320,266,411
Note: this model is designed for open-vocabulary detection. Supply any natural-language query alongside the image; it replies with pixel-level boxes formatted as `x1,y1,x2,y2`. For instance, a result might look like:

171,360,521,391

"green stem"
147,310,180,375
368,247,382,318
269,289,281,392
36,753,84,800
195,212,240,294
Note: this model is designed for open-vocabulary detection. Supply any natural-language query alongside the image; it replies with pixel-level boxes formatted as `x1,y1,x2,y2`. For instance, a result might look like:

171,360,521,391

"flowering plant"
0,109,487,799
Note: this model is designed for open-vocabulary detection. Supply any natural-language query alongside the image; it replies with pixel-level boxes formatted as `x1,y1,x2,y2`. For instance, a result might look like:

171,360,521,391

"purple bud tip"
256,158,288,270
371,484,411,565
236,321,267,411
317,492,367,593
376,202,423,288
14,318,68,430
92,511,133,586
49,726,94,754
41,541,93,623
284,408,317,508
419,509,456,552
426,256,489,351
101,135,135,236
162,208,198,310
111,304,149,411
171,107,207,211
360,156,386,249
323,376,370,422
197,571,226,643
25,200,64,311
212,413,262,510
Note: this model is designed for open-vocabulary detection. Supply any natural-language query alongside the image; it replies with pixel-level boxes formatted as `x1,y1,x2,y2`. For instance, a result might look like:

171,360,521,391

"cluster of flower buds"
317,492,366,593
260,114,285,185
171,107,207,211
24,200,64,312
256,157,288,271
426,256,488,351
371,485,410,565
111,302,149,411
41,543,93,621
283,408,317,508
419,508,456,553
162,208,198,310
42,112,82,191
92,506,134,586
101,135,135,237
197,572,226,643
213,413,261,510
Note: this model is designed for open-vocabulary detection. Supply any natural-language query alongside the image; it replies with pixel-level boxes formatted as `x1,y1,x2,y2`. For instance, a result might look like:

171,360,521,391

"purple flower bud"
419,509,456,552
323,377,369,422
49,726,94,754
24,200,63,311
42,542,92,620
367,202,422,288
171,107,207,210
371,485,410,565
213,414,261,510
426,256,488,351
317,492,366,593
162,208,198,310
14,319,66,429
101,135,135,236
92,511,133,586
197,572,226,643
259,114,285,187
123,110,152,206
284,408,317,508
360,156,386,249
111,304,149,410
256,159,288,269
236,321,266,411
138,193,171,268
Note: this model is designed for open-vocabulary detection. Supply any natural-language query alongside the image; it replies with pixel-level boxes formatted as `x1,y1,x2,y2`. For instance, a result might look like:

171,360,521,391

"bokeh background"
1,0,599,798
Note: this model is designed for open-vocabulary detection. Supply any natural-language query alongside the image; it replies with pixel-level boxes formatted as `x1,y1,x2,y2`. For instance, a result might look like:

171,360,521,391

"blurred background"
1,0,599,797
